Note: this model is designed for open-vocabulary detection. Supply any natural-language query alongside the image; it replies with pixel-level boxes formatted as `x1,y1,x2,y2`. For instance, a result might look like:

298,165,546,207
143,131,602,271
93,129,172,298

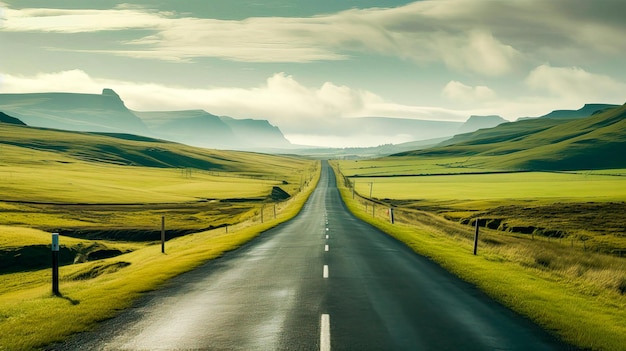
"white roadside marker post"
51,233,60,295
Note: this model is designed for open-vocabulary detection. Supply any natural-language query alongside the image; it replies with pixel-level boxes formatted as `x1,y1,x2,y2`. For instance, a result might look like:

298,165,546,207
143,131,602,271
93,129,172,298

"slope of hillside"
0,112,27,126
495,104,626,170
432,118,567,151
395,104,626,170
0,122,301,172
534,103,619,120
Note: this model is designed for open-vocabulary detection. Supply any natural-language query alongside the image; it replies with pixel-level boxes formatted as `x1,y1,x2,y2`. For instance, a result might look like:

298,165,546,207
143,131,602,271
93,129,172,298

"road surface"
51,161,572,350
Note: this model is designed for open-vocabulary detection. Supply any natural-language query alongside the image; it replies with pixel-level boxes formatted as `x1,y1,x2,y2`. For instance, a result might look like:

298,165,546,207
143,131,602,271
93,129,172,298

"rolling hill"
0,122,303,172
395,103,626,170
523,103,619,120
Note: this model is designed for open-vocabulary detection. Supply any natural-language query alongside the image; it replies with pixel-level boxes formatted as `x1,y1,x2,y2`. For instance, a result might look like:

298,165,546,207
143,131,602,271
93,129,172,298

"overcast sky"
1,0,626,146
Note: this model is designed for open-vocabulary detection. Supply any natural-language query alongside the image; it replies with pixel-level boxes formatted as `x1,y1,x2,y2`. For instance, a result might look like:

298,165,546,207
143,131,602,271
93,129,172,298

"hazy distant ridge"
0,90,293,151
0,89,151,135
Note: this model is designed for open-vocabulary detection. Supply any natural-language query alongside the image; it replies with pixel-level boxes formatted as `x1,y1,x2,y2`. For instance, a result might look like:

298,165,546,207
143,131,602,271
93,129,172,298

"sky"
1,0,626,147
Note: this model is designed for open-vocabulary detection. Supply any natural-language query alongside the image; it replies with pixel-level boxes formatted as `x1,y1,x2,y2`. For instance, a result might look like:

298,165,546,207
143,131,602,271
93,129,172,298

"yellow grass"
0,162,321,351
331,161,626,351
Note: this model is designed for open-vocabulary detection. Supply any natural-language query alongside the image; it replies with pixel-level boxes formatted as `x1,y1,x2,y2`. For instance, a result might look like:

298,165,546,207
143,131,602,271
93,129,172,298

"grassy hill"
396,103,626,171
0,122,316,209
0,122,304,173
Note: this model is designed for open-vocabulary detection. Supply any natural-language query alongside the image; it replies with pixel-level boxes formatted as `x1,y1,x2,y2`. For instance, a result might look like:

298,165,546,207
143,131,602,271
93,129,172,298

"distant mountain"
134,110,237,148
219,116,292,149
519,103,619,120
345,117,462,141
0,90,293,151
0,89,151,136
0,112,26,126
134,110,292,150
287,136,449,159
457,115,507,134
395,104,626,170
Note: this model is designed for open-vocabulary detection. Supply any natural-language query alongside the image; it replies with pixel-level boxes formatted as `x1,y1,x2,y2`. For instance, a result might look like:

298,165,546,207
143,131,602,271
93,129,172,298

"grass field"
0,164,320,350
333,159,626,350
352,171,626,203
0,123,320,350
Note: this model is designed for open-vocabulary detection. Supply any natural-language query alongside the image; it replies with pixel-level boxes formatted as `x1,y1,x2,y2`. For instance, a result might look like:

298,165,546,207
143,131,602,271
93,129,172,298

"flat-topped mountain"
0,90,293,151
0,89,151,135
219,116,292,149
457,115,507,134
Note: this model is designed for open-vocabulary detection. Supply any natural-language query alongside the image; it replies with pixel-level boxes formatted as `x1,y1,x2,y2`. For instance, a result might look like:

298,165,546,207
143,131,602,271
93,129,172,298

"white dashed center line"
325,244,329,252
320,314,330,351
323,265,329,278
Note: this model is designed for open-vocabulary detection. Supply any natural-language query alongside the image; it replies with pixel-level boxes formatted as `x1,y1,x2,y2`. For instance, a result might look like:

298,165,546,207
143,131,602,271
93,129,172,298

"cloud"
0,70,468,135
526,64,626,102
3,0,625,73
442,81,496,103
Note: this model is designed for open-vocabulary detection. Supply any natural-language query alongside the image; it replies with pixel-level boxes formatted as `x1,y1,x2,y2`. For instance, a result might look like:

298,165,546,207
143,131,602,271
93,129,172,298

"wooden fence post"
161,216,165,254
473,218,480,255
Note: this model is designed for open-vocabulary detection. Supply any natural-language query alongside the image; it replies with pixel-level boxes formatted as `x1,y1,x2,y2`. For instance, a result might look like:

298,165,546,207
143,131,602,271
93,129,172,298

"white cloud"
526,64,626,102
4,1,624,73
442,81,496,103
433,30,521,76
0,70,468,134
2,6,170,33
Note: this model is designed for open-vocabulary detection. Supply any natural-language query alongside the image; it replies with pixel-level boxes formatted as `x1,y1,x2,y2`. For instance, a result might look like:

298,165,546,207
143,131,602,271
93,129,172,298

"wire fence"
338,169,626,258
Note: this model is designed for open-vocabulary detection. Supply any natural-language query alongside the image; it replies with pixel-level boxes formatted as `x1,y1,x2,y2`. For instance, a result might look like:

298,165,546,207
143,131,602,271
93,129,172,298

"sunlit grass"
0,163,321,351
331,161,626,351
352,171,626,203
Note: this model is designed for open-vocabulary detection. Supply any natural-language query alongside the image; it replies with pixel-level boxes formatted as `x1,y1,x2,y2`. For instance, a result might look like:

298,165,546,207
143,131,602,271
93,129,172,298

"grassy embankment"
0,123,320,350
333,159,626,351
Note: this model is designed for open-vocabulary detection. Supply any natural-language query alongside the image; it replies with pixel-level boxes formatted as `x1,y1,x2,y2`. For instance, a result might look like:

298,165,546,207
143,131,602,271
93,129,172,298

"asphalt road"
51,161,572,350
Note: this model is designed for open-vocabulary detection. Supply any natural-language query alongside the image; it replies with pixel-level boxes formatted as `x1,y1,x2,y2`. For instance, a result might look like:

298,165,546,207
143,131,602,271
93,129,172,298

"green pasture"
0,163,280,203
331,162,626,351
0,164,321,350
339,156,495,177
351,171,626,204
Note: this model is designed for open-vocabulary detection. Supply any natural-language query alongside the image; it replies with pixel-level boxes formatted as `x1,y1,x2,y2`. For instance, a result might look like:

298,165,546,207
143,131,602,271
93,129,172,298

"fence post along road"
52,161,571,351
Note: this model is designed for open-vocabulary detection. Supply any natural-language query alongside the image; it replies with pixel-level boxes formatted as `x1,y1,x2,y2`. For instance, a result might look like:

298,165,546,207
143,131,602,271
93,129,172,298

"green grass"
0,122,320,349
351,171,626,203
0,124,315,204
0,162,321,351
397,103,626,171
332,161,626,351
0,123,318,237
338,156,495,177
